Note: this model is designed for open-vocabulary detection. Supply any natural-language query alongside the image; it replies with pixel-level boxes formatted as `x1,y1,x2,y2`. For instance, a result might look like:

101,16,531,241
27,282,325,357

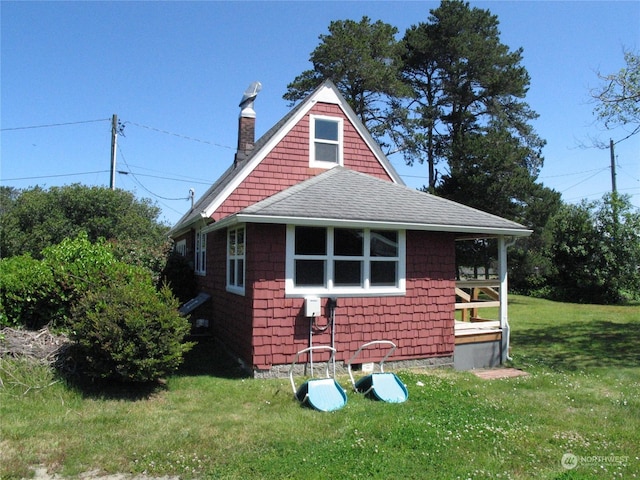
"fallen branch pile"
0,327,71,365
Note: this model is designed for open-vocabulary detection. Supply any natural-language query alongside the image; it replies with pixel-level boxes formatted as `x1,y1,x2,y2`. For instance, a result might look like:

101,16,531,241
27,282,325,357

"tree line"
284,1,639,303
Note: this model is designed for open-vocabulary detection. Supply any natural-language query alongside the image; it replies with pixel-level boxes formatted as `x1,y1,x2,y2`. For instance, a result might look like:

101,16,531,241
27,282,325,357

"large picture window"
227,226,246,294
286,225,405,296
310,115,343,167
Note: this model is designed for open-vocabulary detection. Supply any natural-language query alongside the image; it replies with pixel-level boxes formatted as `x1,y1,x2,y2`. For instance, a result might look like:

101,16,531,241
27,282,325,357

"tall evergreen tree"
283,16,408,149
401,0,544,193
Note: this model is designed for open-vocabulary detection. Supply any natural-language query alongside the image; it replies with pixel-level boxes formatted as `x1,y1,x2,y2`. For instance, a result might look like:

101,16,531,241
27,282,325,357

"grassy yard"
1,295,638,479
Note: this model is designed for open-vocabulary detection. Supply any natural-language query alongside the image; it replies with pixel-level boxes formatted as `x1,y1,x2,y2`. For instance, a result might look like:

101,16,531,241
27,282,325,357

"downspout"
498,236,517,363
328,298,338,377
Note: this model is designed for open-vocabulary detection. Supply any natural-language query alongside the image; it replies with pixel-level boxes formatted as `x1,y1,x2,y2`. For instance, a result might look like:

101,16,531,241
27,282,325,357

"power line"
118,170,214,185
564,185,639,202
2,170,110,181
539,167,609,179
124,121,233,149
617,164,640,183
121,162,214,184
560,168,610,193
117,145,192,202
1,118,110,131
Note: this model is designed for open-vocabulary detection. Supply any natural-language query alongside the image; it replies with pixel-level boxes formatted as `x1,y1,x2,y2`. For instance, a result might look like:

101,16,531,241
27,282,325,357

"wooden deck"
454,280,504,370
454,320,501,345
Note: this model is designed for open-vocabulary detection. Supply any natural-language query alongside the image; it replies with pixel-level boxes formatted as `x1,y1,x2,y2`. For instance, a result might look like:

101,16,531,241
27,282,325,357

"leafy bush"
548,194,640,304
0,184,169,260
110,237,172,285
43,233,118,329
0,255,58,328
0,233,118,329
70,266,193,383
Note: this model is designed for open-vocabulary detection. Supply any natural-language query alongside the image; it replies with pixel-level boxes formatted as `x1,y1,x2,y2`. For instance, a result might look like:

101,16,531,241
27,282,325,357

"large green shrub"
0,184,169,260
0,254,58,328
0,233,118,329
548,194,640,304
45,233,117,329
70,265,193,383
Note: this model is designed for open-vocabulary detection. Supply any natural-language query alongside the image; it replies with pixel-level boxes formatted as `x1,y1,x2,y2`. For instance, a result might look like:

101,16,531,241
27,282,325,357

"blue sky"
2,1,639,226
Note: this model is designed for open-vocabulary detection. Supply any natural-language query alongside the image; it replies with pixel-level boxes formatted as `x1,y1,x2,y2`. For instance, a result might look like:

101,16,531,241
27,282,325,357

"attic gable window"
310,115,343,168
285,225,406,297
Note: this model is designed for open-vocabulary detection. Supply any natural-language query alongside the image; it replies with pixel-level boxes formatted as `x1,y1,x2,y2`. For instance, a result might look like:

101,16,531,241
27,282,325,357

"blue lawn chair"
289,346,347,412
347,341,408,403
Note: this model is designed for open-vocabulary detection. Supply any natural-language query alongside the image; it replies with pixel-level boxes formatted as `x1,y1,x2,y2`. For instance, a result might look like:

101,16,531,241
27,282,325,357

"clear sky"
2,1,639,226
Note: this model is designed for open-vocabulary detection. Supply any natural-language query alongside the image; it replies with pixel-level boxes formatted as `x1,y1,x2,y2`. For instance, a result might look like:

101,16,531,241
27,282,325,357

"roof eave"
203,213,532,238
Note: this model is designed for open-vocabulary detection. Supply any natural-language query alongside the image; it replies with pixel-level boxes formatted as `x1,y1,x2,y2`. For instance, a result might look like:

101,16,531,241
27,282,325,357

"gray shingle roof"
169,99,308,234
233,167,530,237
169,80,403,235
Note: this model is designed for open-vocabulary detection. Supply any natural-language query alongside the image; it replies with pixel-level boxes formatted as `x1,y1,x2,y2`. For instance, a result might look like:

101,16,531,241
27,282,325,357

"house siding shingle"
212,104,394,222
198,229,254,365
242,225,456,370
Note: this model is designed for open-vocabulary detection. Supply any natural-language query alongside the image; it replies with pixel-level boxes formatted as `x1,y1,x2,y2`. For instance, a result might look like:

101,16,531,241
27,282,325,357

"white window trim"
285,225,406,297
226,225,246,295
195,228,206,276
309,114,343,168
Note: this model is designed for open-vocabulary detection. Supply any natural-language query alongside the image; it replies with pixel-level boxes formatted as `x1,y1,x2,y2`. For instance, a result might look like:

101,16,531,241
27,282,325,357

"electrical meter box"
305,297,321,317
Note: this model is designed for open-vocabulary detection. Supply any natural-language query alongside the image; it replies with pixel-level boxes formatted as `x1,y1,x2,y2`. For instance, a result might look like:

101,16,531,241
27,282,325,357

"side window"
175,239,187,256
227,226,246,294
195,229,206,275
310,115,342,167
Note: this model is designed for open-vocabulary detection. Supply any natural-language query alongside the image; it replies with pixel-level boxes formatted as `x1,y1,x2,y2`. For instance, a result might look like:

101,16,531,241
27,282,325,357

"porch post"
498,236,510,364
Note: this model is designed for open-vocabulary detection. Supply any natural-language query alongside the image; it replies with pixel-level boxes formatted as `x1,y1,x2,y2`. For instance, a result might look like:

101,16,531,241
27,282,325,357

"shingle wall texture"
212,104,393,221
221,224,457,371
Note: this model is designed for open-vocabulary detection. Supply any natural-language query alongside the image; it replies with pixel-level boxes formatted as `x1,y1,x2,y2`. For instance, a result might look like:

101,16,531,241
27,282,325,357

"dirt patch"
31,467,179,480
472,367,529,380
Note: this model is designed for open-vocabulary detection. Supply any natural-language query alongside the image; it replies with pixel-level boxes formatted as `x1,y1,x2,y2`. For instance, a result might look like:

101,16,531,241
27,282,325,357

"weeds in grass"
1,296,639,479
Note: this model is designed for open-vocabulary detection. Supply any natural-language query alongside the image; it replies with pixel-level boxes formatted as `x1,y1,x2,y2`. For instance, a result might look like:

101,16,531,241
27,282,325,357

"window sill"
226,285,246,296
309,160,342,169
285,286,405,298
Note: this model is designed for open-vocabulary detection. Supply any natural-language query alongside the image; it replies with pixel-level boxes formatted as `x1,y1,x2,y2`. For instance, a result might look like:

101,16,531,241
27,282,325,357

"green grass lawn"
1,295,638,479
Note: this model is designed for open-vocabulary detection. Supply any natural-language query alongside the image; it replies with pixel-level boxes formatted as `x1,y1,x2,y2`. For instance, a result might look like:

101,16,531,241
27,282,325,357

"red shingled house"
169,80,531,377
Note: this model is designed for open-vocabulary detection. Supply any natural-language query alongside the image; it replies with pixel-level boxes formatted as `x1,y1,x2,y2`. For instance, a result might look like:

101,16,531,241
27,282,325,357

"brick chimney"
235,81,261,164
236,109,255,156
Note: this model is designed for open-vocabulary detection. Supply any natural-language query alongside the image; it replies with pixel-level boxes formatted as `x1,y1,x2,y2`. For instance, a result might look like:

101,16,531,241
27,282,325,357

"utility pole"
609,138,617,194
110,114,118,190
609,138,620,244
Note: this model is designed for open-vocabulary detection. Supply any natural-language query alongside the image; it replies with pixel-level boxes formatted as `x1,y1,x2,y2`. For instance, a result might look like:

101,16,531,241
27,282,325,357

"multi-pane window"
288,226,404,295
195,229,206,275
310,115,342,167
227,226,245,294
